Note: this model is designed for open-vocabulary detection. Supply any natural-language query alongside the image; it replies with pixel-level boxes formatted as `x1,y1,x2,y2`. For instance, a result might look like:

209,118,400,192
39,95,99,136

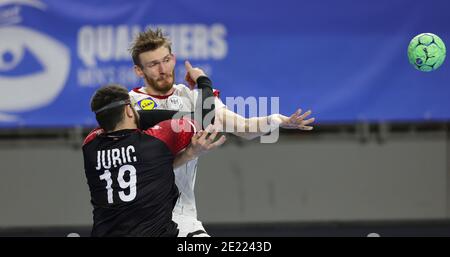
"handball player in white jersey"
128,29,315,237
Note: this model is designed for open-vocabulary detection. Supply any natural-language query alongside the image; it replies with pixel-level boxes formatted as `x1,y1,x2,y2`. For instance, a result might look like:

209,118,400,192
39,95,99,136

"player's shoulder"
212,88,220,97
172,83,220,96
129,87,146,97
142,118,197,137
141,118,197,155
172,83,191,95
82,128,104,147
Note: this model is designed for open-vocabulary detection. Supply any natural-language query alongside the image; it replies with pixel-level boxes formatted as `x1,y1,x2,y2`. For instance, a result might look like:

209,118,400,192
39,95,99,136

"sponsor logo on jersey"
138,98,157,110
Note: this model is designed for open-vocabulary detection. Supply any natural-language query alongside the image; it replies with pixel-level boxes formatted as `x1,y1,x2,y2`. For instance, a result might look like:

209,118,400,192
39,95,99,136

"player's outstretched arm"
215,108,315,140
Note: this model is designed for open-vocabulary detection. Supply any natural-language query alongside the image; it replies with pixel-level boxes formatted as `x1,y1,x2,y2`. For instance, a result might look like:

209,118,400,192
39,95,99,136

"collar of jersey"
102,129,138,138
133,87,175,99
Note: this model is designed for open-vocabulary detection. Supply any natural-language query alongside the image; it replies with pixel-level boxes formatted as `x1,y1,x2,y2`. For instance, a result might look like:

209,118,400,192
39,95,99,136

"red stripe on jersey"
213,89,220,97
143,119,197,155
83,128,104,146
132,87,174,99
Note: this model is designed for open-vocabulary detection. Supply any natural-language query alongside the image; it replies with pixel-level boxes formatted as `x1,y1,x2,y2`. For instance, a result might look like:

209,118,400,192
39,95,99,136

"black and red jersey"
82,119,196,237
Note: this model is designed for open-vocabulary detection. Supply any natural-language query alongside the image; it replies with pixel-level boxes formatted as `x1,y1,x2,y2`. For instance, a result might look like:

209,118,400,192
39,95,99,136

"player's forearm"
217,108,281,140
195,76,216,129
236,116,282,140
173,146,198,168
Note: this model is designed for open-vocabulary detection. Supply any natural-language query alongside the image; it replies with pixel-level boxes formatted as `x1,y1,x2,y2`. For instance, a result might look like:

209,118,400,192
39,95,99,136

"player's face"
137,47,176,94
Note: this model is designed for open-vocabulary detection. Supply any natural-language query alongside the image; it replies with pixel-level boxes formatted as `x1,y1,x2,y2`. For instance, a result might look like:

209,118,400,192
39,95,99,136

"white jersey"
129,83,224,236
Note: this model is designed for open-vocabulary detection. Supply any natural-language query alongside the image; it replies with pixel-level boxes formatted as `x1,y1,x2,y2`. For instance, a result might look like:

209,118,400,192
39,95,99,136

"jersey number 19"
99,164,137,204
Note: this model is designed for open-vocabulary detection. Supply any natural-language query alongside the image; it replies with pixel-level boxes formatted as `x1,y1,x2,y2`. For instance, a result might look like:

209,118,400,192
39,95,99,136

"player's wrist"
268,114,283,129
184,145,199,160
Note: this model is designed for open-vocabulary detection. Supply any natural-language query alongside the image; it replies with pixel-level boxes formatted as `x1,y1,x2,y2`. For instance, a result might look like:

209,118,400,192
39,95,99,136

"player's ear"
134,64,144,78
125,104,134,118
172,53,176,65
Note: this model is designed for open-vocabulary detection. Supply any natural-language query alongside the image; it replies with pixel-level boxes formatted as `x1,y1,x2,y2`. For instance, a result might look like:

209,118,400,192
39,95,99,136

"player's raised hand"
279,109,315,130
184,60,207,89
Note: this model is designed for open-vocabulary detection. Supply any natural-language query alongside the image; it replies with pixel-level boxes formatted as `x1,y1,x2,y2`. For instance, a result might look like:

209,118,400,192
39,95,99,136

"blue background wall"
0,0,449,127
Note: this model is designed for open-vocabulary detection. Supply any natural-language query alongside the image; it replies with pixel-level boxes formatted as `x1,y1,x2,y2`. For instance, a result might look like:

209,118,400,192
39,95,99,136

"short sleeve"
143,119,197,155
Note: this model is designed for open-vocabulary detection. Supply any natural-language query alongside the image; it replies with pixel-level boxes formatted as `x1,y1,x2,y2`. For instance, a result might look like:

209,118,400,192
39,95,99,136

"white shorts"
173,214,210,237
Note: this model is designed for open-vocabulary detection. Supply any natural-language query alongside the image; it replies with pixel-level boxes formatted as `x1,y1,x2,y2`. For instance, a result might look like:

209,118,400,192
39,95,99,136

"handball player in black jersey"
83,83,215,237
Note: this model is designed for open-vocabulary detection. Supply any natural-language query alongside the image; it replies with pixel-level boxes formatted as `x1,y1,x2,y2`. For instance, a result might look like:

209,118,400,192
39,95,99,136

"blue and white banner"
0,0,449,127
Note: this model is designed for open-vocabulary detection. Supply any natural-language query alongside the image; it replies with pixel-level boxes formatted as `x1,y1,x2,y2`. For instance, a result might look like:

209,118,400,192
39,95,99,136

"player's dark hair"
90,84,130,131
129,28,172,68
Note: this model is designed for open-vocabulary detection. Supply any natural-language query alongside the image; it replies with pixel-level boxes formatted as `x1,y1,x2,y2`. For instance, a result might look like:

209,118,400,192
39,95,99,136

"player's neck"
110,120,137,133
143,84,174,97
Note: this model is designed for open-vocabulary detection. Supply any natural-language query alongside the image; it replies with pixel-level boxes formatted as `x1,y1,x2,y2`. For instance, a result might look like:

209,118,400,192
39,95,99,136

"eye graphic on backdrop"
0,43,24,72
0,26,70,113
0,40,44,76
